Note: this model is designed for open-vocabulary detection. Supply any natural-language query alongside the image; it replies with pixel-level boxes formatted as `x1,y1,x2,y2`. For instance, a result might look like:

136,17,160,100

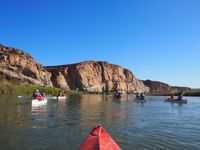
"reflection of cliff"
57,96,68,119
79,95,103,128
0,103,31,130
78,95,130,128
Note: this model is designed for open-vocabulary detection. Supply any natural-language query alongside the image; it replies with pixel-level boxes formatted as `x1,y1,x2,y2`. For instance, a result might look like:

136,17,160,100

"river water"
0,94,199,150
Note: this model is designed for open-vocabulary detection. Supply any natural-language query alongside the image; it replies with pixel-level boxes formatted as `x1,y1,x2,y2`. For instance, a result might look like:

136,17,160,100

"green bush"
0,81,83,95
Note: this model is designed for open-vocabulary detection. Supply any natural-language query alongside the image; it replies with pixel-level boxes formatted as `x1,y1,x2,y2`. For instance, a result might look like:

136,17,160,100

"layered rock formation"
143,80,190,94
1,44,191,94
0,45,53,86
45,61,149,93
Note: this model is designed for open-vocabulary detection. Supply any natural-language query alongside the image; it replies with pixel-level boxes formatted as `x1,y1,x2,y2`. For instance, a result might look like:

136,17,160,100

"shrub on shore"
151,90,200,97
0,81,82,95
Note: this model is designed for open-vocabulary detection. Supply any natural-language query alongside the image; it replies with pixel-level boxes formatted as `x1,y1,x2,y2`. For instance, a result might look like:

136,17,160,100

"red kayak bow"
79,125,121,150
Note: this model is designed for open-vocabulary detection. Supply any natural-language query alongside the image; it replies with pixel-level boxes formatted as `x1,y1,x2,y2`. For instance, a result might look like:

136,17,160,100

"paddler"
140,92,145,99
169,94,175,100
136,93,140,98
33,89,42,98
177,94,183,101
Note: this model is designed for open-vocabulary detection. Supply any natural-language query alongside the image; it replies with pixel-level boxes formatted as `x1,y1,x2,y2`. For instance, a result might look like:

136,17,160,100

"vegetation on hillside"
0,72,199,96
0,81,82,95
0,72,84,95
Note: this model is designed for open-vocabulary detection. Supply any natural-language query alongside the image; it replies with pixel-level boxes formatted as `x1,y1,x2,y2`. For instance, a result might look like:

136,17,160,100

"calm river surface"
0,94,200,150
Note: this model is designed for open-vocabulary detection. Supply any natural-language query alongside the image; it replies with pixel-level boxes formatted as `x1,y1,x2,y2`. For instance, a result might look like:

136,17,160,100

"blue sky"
0,0,200,88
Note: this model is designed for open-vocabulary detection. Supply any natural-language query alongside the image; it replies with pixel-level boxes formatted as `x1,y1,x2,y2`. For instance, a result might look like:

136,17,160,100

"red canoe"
79,125,121,150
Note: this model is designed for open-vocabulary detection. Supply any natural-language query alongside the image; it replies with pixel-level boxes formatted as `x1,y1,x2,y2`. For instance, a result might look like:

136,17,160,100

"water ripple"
0,95,200,150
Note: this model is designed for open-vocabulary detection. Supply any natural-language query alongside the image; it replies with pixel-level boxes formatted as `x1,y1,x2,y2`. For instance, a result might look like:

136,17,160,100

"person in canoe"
114,90,121,99
170,94,175,100
40,91,46,97
166,94,175,101
136,92,140,98
32,89,40,97
177,94,183,101
32,89,43,100
140,92,145,99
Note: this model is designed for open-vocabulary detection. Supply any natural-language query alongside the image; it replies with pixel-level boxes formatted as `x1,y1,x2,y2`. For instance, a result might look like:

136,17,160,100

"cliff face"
0,45,53,86
1,44,190,94
143,80,190,94
45,61,149,93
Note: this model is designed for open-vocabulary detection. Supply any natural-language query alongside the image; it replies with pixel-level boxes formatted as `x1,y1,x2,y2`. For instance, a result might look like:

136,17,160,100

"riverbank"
151,90,200,97
0,81,83,95
1,80,199,97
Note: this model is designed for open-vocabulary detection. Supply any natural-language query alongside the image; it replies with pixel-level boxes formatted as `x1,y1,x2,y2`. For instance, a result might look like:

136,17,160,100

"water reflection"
0,97,31,130
56,97,68,119
0,95,200,150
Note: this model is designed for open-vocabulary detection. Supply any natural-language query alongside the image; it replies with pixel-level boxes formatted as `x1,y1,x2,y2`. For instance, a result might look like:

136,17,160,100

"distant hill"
143,80,191,94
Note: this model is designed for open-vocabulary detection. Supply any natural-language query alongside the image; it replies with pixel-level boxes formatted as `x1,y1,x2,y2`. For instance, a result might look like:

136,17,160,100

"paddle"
18,96,32,101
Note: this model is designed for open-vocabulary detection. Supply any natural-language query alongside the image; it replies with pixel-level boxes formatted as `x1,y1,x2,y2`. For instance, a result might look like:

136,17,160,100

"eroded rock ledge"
45,61,149,93
0,45,53,86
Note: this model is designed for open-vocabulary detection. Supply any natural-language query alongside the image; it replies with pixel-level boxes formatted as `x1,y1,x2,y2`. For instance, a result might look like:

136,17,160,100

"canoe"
165,98,187,104
57,95,67,100
135,99,146,102
46,96,57,99
79,125,121,150
136,97,145,100
32,98,47,107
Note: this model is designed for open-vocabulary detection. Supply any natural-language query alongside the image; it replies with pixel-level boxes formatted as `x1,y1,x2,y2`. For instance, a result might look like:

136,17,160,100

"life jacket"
34,96,43,101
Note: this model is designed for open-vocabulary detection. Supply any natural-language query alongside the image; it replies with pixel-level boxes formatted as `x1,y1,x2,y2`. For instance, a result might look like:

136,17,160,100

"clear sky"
0,0,200,88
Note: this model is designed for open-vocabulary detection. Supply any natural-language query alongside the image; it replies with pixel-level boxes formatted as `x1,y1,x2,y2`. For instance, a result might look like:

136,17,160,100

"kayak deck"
79,125,121,150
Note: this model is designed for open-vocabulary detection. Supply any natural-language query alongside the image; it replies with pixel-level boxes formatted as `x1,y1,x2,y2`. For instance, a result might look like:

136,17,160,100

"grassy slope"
0,81,82,95
0,71,84,95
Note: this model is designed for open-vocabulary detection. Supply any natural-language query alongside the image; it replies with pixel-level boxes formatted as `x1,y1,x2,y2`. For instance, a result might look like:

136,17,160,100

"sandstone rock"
45,61,149,93
143,80,190,94
0,45,53,86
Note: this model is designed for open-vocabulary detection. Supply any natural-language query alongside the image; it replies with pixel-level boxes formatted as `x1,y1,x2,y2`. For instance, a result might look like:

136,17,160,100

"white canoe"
57,96,67,100
32,98,47,107
46,96,57,99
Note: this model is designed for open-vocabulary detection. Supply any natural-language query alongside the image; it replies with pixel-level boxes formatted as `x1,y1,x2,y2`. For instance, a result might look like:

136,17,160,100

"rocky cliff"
143,80,190,94
1,44,191,94
45,61,149,93
0,45,53,86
